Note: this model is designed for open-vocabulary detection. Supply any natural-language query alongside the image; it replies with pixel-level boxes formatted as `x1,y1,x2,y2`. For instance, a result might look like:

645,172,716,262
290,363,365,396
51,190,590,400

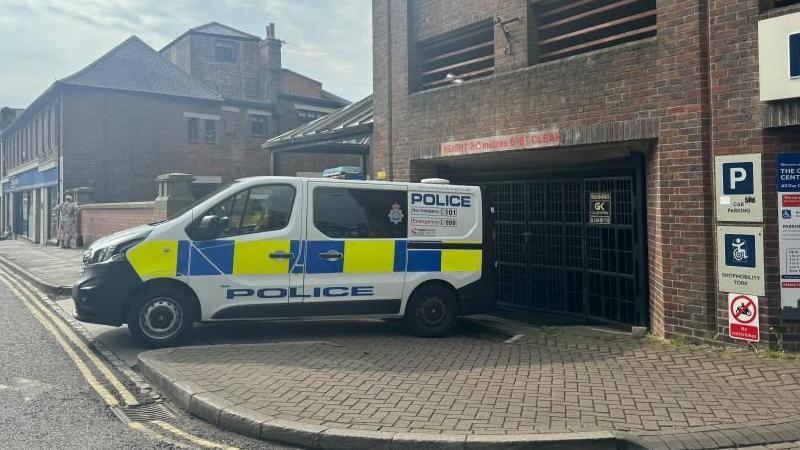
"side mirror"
195,215,220,241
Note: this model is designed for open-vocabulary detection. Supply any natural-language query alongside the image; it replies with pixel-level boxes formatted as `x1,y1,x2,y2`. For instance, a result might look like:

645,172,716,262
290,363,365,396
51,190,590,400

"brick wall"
372,0,736,341
708,0,800,344
60,87,268,204
189,34,265,101
78,202,166,246
282,71,323,98
161,34,193,76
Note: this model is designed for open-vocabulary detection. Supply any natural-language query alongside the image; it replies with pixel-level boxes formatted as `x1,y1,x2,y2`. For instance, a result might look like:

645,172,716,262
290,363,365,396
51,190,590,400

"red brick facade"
372,0,800,344
79,203,166,246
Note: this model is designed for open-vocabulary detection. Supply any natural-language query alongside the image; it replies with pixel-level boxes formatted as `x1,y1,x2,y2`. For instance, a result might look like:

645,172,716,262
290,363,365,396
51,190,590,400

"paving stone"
137,320,800,447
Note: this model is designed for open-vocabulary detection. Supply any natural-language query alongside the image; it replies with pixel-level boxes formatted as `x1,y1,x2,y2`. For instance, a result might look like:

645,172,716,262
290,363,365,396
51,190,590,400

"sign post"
717,226,765,296
777,153,800,319
728,293,760,342
714,154,763,222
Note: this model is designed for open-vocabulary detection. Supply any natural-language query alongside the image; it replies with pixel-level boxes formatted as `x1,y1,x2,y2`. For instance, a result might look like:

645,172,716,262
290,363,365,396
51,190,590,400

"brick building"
0,22,347,244
371,0,800,344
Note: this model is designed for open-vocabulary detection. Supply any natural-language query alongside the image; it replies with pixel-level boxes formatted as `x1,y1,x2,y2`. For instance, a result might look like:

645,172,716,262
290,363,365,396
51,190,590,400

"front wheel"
127,287,194,348
403,284,458,337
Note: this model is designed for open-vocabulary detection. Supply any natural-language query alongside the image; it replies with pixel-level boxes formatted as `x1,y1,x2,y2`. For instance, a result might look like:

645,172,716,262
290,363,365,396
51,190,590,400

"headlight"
89,236,147,265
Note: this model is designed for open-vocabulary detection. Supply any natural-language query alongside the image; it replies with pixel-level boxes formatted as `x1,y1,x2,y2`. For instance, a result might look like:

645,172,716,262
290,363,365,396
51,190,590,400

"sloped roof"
160,22,261,53
265,95,373,150
321,89,350,105
189,22,260,40
61,36,222,101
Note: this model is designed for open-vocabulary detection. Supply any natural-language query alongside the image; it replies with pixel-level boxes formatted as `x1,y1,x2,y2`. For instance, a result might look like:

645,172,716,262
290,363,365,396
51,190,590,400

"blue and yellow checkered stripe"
127,239,482,278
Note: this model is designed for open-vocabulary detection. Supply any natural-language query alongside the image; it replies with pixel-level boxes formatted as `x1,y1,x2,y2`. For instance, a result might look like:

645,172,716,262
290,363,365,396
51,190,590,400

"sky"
0,0,373,108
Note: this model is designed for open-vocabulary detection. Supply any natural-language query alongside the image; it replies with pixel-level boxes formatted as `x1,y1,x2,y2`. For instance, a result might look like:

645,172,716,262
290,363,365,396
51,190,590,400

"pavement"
4,238,800,449
136,320,800,450
0,238,82,292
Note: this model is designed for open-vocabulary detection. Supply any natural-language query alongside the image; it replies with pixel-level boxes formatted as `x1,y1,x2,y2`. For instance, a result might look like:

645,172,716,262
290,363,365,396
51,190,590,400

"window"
415,19,495,92
205,119,216,143
313,187,407,239
215,39,238,63
298,110,325,121
189,184,295,239
188,118,199,141
531,0,657,63
250,115,269,135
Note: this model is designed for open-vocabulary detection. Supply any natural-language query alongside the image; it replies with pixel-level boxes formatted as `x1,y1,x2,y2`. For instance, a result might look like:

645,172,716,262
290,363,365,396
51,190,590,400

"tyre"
403,284,458,337
127,286,194,348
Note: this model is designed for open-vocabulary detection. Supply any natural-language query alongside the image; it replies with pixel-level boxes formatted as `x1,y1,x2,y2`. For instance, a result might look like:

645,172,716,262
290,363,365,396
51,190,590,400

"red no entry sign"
728,293,759,342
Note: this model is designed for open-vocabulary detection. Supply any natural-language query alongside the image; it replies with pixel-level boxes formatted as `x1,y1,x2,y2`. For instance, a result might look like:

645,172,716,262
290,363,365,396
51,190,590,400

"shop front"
2,167,59,244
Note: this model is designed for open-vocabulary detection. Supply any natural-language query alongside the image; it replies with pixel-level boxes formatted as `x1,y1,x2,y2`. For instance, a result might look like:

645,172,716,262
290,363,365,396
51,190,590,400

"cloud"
0,0,372,106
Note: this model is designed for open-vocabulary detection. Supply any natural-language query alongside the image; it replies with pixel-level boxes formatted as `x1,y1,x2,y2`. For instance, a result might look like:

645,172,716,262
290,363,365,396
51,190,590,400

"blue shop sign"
4,167,58,193
777,153,800,193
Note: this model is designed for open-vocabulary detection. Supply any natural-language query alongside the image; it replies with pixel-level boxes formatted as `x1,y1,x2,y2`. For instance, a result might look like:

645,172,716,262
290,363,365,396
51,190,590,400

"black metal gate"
483,174,647,327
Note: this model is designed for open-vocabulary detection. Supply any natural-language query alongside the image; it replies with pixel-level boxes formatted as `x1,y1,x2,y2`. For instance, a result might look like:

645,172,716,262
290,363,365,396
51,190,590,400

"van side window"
313,187,407,239
189,184,295,240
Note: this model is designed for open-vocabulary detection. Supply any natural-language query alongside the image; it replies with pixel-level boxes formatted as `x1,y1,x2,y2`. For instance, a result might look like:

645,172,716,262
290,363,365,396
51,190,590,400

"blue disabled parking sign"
717,226,764,296
724,234,756,268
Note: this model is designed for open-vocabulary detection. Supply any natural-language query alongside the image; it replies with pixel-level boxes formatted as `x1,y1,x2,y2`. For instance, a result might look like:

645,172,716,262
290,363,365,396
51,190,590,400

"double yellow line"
0,263,237,450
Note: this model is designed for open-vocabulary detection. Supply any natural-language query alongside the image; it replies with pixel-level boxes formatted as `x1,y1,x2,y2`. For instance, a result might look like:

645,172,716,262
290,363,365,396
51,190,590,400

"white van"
73,177,490,347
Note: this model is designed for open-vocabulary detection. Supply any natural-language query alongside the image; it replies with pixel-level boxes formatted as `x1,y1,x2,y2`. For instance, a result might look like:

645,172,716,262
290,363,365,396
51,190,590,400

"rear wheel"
127,286,194,348
403,284,458,337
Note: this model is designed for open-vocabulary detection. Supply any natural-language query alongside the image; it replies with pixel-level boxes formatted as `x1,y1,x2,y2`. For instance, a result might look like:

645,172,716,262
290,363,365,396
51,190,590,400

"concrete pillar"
65,187,95,206
154,173,195,219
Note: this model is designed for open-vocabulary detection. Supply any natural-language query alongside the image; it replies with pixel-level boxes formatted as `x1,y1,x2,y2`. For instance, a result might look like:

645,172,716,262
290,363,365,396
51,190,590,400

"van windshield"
154,180,241,224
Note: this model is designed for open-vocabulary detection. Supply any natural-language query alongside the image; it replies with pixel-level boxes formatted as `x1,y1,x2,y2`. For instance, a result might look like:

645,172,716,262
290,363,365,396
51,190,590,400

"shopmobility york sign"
714,154,762,222
440,130,560,157
777,153,800,319
717,226,765,296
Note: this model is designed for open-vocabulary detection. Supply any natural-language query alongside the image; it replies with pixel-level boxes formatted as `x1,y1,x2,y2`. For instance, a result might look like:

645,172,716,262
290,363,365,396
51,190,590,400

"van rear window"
313,187,407,239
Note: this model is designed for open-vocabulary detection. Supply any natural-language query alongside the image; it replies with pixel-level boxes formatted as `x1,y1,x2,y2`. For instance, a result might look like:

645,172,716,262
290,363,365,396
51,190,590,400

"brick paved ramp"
138,322,800,449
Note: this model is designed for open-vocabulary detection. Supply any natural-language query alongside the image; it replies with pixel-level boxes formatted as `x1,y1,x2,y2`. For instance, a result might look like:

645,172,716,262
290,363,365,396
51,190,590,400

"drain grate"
112,402,175,423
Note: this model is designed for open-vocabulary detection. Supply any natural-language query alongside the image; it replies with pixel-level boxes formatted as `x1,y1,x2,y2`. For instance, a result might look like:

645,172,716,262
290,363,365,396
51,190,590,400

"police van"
73,177,490,347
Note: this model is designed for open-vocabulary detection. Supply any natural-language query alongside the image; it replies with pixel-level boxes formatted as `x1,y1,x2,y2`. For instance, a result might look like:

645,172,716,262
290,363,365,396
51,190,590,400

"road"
0,266,297,450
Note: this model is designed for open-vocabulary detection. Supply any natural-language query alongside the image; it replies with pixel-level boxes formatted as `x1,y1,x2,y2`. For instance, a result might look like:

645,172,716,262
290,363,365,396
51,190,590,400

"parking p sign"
715,154,762,222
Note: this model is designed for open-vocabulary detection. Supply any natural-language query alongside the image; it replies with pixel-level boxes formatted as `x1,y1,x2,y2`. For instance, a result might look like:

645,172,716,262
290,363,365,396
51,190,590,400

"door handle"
319,250,343,261
269,251,293,260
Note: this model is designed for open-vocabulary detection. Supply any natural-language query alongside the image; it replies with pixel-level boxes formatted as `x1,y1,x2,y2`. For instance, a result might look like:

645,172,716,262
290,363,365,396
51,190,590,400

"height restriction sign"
728,293,760,342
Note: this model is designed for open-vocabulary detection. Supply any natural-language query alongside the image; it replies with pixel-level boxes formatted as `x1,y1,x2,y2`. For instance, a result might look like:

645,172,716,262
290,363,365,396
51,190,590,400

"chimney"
259,22,282,69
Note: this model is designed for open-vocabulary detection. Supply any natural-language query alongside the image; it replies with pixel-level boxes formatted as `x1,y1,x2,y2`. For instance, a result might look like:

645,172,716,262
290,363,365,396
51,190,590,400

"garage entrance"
428,149,649,328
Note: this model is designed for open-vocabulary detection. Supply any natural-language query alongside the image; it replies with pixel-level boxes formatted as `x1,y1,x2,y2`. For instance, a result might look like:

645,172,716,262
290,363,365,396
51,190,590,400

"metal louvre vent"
415,19,495,91
531,0,657,63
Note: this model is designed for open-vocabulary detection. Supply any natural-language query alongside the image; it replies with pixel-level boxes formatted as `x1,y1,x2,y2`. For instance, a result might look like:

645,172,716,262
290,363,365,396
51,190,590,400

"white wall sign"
759,11,800,101
717,226,765,296
714,154,762,222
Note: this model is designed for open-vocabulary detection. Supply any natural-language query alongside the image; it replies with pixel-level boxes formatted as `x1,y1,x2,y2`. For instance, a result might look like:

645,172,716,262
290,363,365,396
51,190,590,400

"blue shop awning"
4,167,58,193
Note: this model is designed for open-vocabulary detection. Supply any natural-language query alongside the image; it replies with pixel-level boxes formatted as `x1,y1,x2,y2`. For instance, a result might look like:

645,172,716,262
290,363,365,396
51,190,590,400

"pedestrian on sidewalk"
53,196,78,249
